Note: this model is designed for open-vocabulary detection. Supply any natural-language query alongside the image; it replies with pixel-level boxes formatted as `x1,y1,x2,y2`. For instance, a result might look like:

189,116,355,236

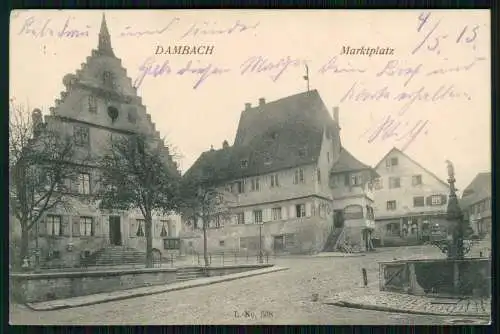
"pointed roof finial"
98,13,115,56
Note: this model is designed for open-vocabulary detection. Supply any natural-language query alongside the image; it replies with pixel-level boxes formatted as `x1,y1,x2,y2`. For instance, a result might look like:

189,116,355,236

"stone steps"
82,246,146,267
176,267,206,282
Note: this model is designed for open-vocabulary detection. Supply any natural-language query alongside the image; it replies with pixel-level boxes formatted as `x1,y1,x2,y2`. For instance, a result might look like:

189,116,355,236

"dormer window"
264,155,272,165
240,160,248,168
298,147,307,157
270,132,278,140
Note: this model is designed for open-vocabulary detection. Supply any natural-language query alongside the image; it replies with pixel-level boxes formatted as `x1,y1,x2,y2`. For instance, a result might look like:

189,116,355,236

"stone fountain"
378,161,491,298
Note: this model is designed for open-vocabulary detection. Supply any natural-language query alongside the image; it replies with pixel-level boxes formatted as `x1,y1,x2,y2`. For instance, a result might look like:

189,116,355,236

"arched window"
343,204,364,220
107,106,119,122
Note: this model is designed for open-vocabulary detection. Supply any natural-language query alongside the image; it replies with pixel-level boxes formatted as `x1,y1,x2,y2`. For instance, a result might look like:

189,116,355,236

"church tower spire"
98,13,115,56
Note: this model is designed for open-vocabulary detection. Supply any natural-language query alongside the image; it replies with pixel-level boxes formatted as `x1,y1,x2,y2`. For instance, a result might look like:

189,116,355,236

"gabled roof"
184,90,339,183
374,147,448,187
460,172,491,207
331,148,377,176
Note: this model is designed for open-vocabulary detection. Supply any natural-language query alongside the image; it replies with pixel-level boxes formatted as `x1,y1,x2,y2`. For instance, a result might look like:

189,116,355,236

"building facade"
182,91,377,255
11,15,181,268
460,172,491,238
372,148,450,246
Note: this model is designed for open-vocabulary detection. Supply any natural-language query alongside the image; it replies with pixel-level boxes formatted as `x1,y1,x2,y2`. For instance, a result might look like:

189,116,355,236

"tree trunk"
19,225,30,270
145,213,153,268
203,218,209,267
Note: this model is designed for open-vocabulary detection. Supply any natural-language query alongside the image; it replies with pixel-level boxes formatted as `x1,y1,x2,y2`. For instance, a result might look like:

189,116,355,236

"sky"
10,9,491,190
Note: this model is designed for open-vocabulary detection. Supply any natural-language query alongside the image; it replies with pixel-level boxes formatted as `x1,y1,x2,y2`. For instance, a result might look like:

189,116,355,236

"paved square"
10,246,491,325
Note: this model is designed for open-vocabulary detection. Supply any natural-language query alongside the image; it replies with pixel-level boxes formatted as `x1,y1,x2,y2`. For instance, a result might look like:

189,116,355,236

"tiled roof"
330,148,374,174
184,90,339,183
460,172,491,207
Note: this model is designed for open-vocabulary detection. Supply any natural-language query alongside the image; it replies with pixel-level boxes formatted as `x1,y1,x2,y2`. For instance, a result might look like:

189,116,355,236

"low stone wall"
205,264,273,277
10,263,274,303
10,267,178,303
379,258,491,297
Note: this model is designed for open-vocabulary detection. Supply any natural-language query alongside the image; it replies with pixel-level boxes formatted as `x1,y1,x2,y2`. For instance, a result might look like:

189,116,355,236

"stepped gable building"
182,90,378,254
460,172,491,237
372,147,450,246
17,14,181,268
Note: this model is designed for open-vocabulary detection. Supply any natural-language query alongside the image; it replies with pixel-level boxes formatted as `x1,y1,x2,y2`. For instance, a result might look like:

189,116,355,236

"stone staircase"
322,227,345,252
81,246,146,267
176,267,207,282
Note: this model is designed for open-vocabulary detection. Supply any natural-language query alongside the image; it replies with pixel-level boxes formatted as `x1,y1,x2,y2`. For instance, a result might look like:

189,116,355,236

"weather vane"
303,64,310,92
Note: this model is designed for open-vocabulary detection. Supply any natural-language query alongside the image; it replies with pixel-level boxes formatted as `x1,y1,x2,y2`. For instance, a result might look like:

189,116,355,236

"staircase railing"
332,227,347,252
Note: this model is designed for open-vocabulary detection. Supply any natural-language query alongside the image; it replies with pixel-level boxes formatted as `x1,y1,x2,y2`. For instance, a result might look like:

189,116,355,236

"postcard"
9,9,491,325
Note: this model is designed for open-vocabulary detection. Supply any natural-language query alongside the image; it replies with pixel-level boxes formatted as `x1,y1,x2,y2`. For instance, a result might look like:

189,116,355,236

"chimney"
259,98,266,106
222,140,229,149
245,103,251,110
333,106,339,124
32,108,43,137
210,145,214,151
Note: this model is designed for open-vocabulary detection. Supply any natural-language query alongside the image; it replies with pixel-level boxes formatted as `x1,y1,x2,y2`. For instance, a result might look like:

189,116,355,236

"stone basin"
379,258,491,297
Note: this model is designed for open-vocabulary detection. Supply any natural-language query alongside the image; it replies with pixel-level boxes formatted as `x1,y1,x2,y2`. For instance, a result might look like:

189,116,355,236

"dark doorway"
109,216,122,245
273,235,284,253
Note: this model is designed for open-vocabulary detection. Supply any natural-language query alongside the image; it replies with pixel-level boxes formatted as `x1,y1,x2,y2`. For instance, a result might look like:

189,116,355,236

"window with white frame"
79,217,94,236
270,174,279,188
253,210,263,223
46,215,62,236
374,178,383,190
351,174,363,186
136,219,145,237
78,173,91,194
296,204,306,218
272,207,282,221
294,168,305,184
386,200,397,211
160,220,168,237
214,215,222,228
431,195,442,205
235,180,244,194
251,178,260,191
236,212,245,225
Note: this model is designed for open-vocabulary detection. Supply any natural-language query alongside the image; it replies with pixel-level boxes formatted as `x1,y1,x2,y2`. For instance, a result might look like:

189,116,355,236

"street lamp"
258,221,264,264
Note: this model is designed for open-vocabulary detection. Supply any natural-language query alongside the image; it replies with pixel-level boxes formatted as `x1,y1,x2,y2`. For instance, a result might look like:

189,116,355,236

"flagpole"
303,64,310,92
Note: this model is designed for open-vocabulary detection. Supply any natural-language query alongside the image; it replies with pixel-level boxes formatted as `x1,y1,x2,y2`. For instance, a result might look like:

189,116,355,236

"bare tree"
180,166,233,267
96,133,181,268
9,98,79,269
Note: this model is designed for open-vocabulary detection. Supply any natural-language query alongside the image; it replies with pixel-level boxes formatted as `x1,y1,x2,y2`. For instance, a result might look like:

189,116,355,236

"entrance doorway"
273,235,284,253
109,216,122,245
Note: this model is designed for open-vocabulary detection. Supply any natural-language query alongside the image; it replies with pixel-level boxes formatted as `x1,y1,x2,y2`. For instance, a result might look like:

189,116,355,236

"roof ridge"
374,147,448,187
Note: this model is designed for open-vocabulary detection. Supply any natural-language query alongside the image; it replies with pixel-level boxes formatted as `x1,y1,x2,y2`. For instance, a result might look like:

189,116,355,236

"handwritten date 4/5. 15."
412,11,485,55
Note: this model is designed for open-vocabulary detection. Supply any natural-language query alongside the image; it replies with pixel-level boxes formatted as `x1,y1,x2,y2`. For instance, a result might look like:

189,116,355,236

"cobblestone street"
10,246,491,325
